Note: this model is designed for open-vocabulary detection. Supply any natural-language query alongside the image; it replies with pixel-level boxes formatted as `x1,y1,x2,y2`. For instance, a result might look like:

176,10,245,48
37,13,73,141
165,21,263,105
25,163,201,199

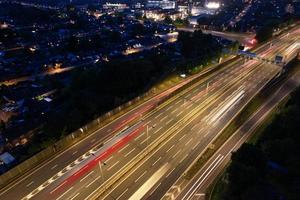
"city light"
205,2,220,9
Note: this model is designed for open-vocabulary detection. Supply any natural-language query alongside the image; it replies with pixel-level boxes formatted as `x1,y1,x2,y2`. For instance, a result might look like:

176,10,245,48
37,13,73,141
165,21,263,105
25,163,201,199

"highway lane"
175,67,300,200
0,58,219,199
24,27,296,200
99,62,279,200
24,44,278,200
74,45,286,198
30,52,263,200
2,25,298,200
94,29,299,200
16,36,273,200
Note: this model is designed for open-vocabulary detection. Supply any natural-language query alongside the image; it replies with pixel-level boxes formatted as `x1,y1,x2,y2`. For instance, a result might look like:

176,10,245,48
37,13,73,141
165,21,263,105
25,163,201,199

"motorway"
0,25,299,200
174,65,300,200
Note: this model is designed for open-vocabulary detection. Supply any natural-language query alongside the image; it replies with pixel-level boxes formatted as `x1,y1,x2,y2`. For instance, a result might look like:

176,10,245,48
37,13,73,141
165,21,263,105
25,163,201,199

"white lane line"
176,110,184,117
160,116,168,122
116,188,129,200
191,124,198,131
166,168,175,178
70,192,80,200
186,104,193,110
106,128,111,133
183,154,224,200
172,150,181,159
155,113,163,119
152,157,162,166
85,176,101,188
51,164,58,170
149,182,162,196
72,151,78,155
80,171,95,182
90,138,96,143
204,131,210,138
56,186,74,200
175,100,182,105
26,181,34,187
185,138,193,146
166,144,175,153
105,156,113,163
179,154,188,163
107,161,120,171
192,142,198,150
135,171,147,183
124,148,136,157
119,143,130,153
166,119,172,125
50,180,67,194
179,134,186,141
135,132,145,141
171,109,177,114
154,127,162,134
141,138,148,145
166,105,173,111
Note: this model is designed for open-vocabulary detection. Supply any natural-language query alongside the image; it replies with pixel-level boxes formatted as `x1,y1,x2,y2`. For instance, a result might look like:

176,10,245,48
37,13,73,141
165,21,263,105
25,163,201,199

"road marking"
105,156,113,163
191,124,198,131
183,154,224,200
160,116,168,122
116,188,128,200
204,131,210,137
149,182,162,196
166,168,175,178
175,100,182,105
129,164,168,200
171,109,177,114
166,119,172,125
166,144,175,153
179,134,186,141
140,136,148,144
135,132,145,141
166,105,173,111
124,148,135,157
90,138,96,143
80,171,95,182
107,161,120,171
179,154,188,163
186,104,193,110
26,181,34,187
56,186,74,200
152,157,162,166
106,128,111,133
192,142,198,150
72,151,78,155
135,171,147,183
176,110,184,117
185,138,193,146
155,113,163,119
70,192,80,200
51,164,58,170
119,144,130,153
154,127,162,134
172,150,181,159
85,176,101,188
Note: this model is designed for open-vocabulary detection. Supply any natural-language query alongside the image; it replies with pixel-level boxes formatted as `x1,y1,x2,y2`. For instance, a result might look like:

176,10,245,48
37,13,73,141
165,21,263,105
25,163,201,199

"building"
103,3,128,11
146,0,176,10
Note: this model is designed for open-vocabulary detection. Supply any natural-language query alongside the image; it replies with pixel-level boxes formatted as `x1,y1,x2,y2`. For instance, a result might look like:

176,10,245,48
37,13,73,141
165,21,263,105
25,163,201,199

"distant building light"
205,2,220,9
